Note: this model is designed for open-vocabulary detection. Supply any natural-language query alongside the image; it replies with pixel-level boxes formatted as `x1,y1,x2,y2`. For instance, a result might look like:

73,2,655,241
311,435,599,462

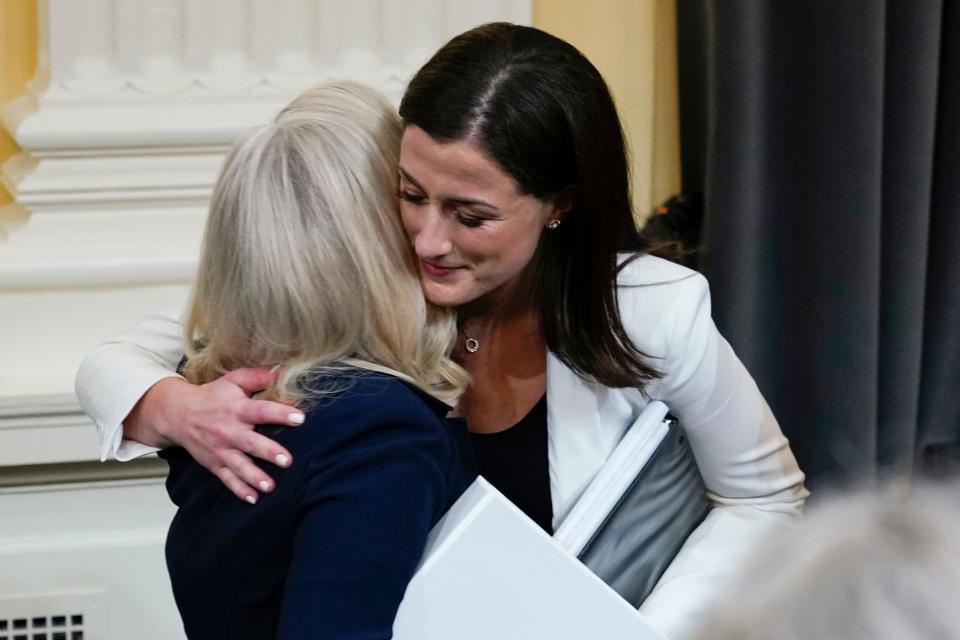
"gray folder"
577,418,710,607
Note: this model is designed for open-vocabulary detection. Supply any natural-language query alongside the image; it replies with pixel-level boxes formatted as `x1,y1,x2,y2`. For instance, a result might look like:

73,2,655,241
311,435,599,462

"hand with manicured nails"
126,367,304,503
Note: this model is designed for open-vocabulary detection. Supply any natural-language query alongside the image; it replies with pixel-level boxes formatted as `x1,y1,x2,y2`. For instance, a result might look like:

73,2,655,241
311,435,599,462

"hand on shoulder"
131,368,305,503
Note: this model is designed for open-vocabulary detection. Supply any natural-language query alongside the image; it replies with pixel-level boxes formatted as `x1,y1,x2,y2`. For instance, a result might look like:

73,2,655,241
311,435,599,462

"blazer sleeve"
277,415,452,640
635,272,808,640
74,300,188,461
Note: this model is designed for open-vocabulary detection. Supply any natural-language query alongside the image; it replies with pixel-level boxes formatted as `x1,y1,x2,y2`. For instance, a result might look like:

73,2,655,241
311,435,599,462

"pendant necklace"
464,333,480,353
460,324,481,353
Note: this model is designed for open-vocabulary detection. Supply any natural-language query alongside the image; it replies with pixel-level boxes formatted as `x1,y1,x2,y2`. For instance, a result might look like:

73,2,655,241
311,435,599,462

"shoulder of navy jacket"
396,381,455,419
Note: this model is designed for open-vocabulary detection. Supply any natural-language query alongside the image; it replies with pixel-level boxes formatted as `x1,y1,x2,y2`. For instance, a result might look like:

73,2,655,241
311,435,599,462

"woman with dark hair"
77,23,806,640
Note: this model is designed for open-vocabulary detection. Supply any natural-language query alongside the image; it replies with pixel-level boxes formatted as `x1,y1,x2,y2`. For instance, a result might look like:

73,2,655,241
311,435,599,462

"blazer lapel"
546,352,610,529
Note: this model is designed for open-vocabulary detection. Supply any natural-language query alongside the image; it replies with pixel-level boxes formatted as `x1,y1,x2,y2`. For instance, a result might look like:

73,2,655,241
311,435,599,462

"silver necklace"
460,325,480,353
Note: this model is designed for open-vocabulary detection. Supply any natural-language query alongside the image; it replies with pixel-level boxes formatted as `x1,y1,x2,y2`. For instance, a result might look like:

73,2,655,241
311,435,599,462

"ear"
549,185,577,223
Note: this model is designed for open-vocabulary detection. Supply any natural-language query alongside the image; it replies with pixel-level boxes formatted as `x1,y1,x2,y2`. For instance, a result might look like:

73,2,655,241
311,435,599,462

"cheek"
504,233,542,271
450,228,501,264
398,206,419,239
467,225,542,274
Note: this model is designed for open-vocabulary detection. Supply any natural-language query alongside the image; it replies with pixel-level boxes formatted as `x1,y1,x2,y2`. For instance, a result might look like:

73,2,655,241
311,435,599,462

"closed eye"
397,189,427,205
456,213,487,228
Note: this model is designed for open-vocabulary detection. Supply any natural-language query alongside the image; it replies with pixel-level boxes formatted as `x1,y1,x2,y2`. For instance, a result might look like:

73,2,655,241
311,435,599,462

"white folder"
553,400,672,556
392,476,666,640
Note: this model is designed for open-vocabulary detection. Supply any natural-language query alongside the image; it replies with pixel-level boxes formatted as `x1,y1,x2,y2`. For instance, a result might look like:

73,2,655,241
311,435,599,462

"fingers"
220,448,279,497
194,432,291,504
194,438,287,504
211,463,260,505
203,415,294,502
175,370,301,504
221,367,280,395
210,369,304,426
240,398,305,428
232,428,294,470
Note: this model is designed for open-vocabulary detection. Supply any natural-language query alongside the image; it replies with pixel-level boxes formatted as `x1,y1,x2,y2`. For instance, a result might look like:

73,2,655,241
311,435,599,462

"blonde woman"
159,81,474,639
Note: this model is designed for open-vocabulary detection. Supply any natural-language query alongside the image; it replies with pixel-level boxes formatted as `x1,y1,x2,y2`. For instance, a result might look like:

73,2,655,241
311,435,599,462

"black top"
160,371,476,640
470,394,553,533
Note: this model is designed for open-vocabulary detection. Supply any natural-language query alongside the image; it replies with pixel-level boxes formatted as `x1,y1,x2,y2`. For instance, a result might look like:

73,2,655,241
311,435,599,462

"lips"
420,259,461,278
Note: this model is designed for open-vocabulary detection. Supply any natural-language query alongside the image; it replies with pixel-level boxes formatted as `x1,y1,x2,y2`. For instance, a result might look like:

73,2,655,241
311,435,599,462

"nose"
414,208,453,258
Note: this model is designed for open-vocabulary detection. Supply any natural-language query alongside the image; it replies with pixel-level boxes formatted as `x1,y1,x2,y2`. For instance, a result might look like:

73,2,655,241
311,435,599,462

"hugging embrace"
77,22,806,640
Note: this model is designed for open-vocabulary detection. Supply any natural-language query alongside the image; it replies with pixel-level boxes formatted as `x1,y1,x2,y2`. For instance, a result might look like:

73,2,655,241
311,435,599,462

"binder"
393,477,666,640
554,401,673,555
392,401,709,637
557,401,711,607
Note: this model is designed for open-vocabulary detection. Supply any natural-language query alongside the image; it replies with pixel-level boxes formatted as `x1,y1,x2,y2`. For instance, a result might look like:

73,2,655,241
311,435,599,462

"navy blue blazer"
160,370,476,639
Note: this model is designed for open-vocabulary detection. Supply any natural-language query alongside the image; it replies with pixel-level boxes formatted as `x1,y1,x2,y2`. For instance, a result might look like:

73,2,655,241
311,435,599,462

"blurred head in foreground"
184,81,467,406
699,482,960,640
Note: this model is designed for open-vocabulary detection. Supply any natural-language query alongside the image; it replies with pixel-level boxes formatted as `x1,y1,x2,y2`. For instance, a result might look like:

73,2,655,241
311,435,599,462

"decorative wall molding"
2,0,532,290
0,0,531,427
0,479,182,639
10,0,532,153
0,393,103,466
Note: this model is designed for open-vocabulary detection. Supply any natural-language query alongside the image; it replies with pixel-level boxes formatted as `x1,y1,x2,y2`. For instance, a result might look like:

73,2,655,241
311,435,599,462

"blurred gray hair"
699,482,960,640
184,81,468,406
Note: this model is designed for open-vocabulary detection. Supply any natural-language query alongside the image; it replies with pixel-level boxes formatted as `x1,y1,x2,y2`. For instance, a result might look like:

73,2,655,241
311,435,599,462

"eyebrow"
398,167,500,212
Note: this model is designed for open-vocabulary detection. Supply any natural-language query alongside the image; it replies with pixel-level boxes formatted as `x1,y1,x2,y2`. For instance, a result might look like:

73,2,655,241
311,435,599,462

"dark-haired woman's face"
398,126,562,311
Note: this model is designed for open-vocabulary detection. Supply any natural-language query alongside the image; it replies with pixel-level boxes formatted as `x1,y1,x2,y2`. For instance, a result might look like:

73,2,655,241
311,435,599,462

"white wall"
0,2,531,636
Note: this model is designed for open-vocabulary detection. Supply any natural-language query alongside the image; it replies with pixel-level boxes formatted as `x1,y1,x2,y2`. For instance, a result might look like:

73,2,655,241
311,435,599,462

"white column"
0,0,532,464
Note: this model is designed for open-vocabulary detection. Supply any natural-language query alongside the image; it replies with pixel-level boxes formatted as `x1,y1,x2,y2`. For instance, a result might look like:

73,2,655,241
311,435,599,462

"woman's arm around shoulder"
618,255,808,640
75,300,301,502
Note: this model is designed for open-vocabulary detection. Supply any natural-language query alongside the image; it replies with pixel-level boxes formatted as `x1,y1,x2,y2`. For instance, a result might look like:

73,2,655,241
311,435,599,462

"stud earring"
547,219,561,231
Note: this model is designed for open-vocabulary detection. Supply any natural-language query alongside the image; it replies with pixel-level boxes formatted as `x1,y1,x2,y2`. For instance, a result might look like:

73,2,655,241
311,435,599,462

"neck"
459,260,539,329
457,294,540,365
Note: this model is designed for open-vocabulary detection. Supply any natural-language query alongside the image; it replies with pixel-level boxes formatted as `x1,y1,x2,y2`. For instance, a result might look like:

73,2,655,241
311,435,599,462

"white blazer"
75,254,807,640
545,256,807,638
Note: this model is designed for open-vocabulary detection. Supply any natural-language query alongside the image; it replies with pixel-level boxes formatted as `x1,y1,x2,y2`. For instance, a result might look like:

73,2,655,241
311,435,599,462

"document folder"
393,477,666,640
554,401,673,555
555,401,711,607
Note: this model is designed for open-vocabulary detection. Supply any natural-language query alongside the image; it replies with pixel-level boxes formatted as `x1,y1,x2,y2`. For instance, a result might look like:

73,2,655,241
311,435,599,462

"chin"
419,277,470,308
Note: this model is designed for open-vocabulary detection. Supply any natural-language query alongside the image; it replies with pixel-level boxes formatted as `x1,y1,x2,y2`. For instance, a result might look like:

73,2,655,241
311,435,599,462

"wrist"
125,376,190,449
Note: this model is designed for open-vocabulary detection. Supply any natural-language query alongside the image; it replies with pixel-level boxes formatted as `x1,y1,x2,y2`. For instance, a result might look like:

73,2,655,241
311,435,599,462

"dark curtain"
676,0,960,487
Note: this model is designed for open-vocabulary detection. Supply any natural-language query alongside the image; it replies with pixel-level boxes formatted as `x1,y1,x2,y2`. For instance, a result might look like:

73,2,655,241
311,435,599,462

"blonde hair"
184,81,468,406
698,482,960,640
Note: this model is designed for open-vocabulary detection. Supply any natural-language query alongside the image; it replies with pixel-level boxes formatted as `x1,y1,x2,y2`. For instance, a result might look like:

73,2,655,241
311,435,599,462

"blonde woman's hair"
184,81,467,407
697,481,960,640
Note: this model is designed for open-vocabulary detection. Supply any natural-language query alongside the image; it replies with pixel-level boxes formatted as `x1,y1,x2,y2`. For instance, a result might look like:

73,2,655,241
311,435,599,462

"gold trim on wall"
1,0,39,206
533,0,680,223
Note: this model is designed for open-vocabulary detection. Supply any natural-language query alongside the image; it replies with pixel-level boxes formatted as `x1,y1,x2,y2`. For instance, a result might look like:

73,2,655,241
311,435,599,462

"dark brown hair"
400,23,661,389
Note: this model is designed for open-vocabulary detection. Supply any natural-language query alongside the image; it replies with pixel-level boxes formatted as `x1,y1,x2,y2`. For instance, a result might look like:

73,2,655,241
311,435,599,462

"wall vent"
0,591,103,640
